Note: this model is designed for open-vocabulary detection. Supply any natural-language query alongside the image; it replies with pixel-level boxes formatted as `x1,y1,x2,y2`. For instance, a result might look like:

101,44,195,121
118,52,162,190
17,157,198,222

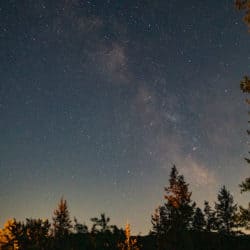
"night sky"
1,0,250,234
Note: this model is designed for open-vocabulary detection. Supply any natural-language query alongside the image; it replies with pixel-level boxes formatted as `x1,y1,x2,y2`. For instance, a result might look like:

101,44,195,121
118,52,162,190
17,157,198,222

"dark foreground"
2,231,250,250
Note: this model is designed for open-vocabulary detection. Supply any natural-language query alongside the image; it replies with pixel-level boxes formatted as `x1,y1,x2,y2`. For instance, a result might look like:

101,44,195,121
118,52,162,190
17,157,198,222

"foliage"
238,203,250,229
52,197,72,238
235,0,250,29
0,194,250,250
151,206,167,236
192,207,206,231
24,218,51,249
0,218,23,250
151,165,195,250
118,223,140,250
235,1,250,231
90,213,111,233
0,218,50,250
163,165,195,232
73,217,89,234
240,177,250,193
203,201,217,232
214,186,238,235
52,197,72,249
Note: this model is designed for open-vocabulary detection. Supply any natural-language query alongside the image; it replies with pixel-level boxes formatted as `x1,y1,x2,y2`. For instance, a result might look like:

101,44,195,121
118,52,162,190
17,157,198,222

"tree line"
0,198,127,250
150,165,249,250
0,165,249,250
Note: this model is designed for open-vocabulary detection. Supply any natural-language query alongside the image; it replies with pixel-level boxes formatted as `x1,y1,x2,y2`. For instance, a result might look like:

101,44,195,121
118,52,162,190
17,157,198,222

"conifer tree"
163,165,195,232
238,203,250,229
192,207,206,231
25,218,50,250
52,197,72,239
203,201,216,232
152,165,195,237
215,186,238,235
151,206,166,236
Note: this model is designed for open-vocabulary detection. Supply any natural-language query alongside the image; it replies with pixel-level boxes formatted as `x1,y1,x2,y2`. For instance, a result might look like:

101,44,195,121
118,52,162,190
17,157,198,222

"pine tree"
151,206,166,236
203,201,216,232
151,165,195,242
215,186,238,235
192,207,206,231
52,197,72,239
163,165,195,232
25,218,51,250
238,203,250,229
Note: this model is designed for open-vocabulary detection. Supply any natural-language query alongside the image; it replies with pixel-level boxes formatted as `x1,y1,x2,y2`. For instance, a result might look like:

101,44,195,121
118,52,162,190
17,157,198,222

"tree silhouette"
53,197,72,237
215,186,238,235
90,213,117,250
238,203,250,229
118,223,140,250
151,165,195,250
151,206,166,236
203,201,216,232
52,197,72,249
90,213,111,233
73,217,88,234
163,165,195,232
25,218,50,250
192,207,206,231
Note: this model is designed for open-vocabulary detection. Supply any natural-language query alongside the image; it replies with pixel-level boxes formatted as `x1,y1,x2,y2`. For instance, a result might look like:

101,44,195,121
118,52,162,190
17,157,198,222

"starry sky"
0,0,250,234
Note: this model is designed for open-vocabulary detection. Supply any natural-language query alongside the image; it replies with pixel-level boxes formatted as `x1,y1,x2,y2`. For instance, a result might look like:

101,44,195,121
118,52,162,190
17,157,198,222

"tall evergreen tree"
151,165,195,247
215,186,238,235
163,165,195,232
52,197,72,242
203,201,216,232
192,207,206,231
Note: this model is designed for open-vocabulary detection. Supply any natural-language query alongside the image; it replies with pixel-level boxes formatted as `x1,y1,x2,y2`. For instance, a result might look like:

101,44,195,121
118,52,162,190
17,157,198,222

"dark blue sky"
0,0,250,234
